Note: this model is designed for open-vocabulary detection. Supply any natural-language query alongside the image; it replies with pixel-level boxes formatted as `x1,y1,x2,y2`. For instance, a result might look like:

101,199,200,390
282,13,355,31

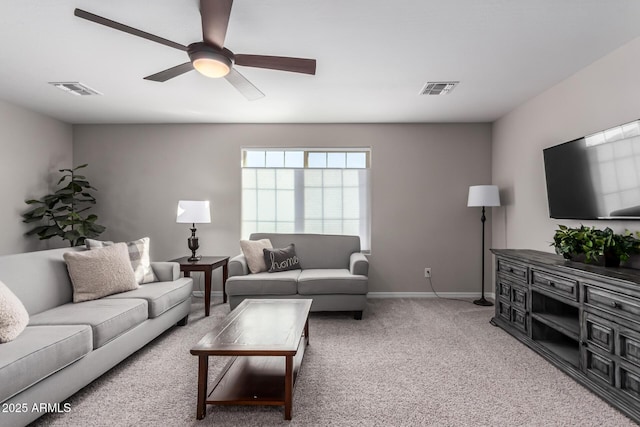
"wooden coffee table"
190,299,312,420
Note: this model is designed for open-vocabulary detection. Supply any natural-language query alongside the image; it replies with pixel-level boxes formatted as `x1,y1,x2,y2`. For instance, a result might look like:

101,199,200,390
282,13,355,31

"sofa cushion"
0,325,92,403
240,238,273,274
226,270,300,296
86,237,158,284
250,233,360,270
264,244,301,273
0,280,29,343
28,299,148,349
0,247,82,317
297,269,368,295
64,243,139,303
105,278,193,318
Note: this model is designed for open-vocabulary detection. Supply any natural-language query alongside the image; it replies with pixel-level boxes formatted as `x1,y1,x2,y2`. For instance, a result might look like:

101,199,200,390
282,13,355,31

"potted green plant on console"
551,225,640,267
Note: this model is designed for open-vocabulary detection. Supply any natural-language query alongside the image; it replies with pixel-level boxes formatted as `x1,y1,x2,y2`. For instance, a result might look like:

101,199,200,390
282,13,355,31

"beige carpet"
30,298,637,427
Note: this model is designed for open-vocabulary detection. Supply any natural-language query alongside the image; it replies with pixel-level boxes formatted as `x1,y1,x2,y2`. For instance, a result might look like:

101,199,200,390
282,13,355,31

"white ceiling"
1,0,640,125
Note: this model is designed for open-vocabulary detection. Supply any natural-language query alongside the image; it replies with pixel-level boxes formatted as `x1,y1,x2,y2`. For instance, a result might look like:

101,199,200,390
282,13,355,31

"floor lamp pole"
474,206,493,306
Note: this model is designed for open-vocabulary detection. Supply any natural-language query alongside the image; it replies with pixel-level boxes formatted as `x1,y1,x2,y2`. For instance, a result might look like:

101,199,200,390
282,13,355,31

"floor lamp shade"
467,185,500,307
176,200,211,261
467,185,501,207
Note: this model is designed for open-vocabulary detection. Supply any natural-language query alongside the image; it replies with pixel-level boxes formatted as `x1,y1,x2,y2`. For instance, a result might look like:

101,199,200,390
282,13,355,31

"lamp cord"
425,276,474,304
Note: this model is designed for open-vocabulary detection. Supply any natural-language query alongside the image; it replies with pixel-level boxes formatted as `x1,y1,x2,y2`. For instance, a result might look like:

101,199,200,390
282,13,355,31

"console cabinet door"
584,347,616,386
584,312,615,354
619,363,640,404
619,327,640,367
497,299,511,322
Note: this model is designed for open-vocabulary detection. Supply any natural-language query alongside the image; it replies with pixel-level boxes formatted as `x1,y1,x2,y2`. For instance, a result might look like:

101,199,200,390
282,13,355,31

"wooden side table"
170,256,229,317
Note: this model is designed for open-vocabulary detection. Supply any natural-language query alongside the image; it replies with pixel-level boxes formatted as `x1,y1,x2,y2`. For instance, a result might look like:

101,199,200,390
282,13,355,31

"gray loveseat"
0,247,193,427
226,233,369,319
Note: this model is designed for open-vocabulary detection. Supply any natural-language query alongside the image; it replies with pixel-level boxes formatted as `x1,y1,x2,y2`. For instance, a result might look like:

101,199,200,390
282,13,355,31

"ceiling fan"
73,0,317,100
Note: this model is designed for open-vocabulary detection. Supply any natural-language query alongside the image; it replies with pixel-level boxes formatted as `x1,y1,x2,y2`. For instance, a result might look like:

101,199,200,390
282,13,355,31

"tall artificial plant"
22,164,106,247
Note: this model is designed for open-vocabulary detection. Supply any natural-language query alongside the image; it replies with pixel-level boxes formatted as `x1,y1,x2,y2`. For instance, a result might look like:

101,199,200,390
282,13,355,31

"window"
241,149,371,251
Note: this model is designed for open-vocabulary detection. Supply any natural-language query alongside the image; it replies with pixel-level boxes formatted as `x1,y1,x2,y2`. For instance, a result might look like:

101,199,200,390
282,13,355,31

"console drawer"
584,286,640,322
497,259,527,283
531,269,578,301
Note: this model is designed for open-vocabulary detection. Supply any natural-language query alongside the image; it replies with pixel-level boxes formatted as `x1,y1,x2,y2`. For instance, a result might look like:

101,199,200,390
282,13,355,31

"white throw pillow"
86,237,157,284
64,243,139,303
240,239,273,274
0,279,29,343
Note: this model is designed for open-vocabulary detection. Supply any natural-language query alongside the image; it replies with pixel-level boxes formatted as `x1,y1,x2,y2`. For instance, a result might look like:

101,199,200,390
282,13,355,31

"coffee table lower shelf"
198,335,307,420
210,340,306,404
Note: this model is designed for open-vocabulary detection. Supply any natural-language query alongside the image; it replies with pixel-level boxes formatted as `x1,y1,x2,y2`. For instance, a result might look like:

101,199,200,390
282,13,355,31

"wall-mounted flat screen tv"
543,119,640,219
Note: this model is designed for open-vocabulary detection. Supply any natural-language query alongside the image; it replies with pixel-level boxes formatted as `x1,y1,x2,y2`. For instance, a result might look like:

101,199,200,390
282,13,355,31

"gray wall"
492,36,640,253
0,99,73,255
73,123,493,295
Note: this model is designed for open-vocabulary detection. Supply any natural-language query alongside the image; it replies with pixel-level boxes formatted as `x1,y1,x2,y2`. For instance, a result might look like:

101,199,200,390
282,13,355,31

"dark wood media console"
492,249,640,423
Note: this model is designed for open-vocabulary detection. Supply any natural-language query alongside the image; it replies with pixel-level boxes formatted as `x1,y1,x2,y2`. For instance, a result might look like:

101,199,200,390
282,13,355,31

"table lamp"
176,200,211,261
467,185,501,306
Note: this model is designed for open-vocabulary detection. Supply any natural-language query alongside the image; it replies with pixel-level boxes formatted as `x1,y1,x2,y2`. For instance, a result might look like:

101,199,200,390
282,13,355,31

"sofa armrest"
350,252,369,276
151,262,180,282
229,254,249,277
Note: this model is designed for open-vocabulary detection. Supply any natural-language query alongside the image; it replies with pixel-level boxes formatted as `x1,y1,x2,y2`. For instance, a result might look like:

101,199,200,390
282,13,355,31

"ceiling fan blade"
200,0,233,50
144,62,194,82
224,68,265,101
74,9,187,52
234,55,316,75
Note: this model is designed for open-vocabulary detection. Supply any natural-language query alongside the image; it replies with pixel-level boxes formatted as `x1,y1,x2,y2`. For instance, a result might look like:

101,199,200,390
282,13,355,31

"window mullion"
294,169,305,233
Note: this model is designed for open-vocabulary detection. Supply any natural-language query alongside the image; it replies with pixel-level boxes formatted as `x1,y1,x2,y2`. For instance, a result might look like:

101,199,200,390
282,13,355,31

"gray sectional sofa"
226,233,369,319
0,247,193,427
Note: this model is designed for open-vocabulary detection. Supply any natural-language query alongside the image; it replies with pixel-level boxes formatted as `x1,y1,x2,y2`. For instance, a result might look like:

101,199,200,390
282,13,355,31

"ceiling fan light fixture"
188,43,232,78
193,57,231,78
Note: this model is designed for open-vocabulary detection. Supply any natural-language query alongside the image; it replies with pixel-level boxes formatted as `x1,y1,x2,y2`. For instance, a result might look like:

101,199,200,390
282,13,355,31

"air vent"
420,81,459,96
48,82,102,96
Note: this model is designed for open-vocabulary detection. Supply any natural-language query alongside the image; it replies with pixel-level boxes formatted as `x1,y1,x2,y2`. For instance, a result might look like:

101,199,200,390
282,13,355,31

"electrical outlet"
424,268,432,278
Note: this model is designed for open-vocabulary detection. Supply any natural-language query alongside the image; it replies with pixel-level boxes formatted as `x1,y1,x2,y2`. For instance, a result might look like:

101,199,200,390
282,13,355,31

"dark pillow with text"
263,244,301,273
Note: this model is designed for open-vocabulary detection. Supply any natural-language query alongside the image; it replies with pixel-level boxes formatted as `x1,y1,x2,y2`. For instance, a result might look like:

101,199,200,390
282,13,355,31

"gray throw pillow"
0,279,29,343
263,244,301,273
86,237,157,284
64,243,139,303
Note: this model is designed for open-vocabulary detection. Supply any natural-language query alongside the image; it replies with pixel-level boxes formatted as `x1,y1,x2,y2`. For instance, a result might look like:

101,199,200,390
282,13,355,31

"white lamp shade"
176,200,211,224
467,185,501,207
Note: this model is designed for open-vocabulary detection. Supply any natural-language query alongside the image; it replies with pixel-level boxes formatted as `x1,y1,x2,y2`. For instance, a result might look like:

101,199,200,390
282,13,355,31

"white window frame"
241,148,371,251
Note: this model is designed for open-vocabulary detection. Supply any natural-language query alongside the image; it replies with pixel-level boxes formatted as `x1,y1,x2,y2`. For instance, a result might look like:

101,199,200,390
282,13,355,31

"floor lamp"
467,185,501,306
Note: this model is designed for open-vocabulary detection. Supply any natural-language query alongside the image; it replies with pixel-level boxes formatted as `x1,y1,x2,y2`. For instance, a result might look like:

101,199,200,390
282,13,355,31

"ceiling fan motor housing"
187,42,233,78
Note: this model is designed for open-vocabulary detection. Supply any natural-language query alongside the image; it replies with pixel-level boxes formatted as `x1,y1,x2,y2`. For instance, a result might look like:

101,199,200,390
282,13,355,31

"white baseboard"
367,292,496,299
192,291,496,300
192,291,223,298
